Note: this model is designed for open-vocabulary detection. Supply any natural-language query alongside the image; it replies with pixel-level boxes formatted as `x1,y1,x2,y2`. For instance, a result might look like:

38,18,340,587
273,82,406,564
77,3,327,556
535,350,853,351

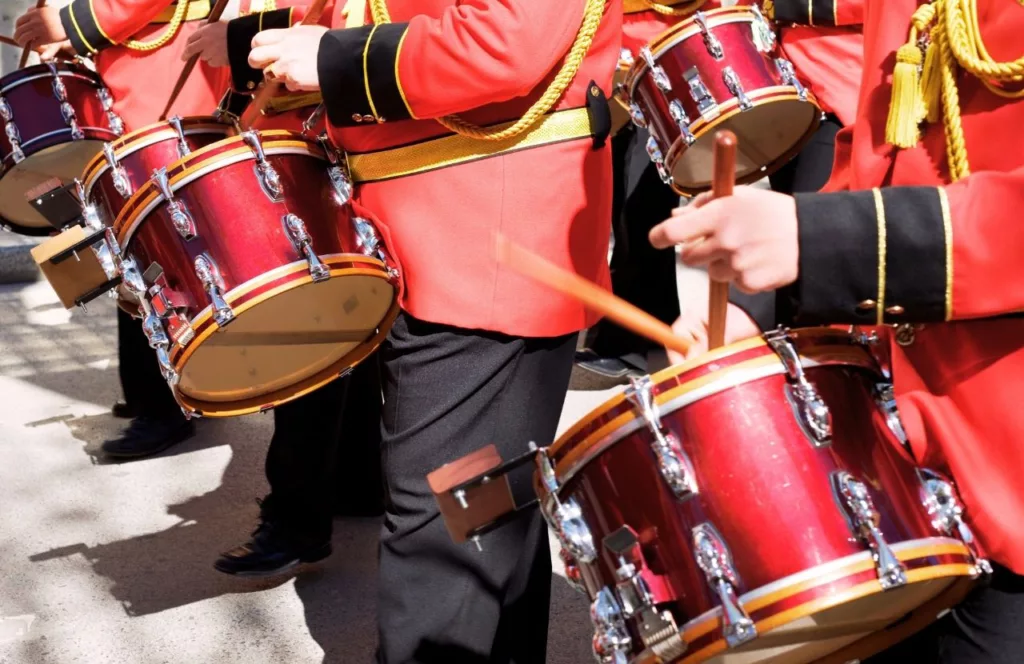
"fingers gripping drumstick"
495,235,693,358
159,0,232,121
706,130,737,350
238,0,330,130
19,0,47,68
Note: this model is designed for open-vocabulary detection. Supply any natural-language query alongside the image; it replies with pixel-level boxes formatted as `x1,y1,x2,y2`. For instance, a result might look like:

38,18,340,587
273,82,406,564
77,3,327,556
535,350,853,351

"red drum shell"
115,130,399,417
625,7,821,195
83,116,235,226
0,60,122,235
547,329,978,663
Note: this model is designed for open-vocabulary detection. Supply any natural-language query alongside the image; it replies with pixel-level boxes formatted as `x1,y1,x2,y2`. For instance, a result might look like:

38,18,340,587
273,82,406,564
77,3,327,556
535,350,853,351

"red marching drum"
0,59,124,235
111,128,399,417
620,6,821,195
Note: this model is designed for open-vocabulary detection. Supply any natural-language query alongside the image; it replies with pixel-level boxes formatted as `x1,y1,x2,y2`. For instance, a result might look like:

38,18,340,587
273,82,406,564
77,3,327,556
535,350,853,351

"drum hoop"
113,138,322,247
0,70,99,96
82,120,234,195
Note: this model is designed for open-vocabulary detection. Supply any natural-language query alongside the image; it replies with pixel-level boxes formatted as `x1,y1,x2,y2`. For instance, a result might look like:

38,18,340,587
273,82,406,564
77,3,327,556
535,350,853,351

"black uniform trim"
771,0,838,26
60,0,115,56
318,23,412,127
878,187,948,323
227,9,294,92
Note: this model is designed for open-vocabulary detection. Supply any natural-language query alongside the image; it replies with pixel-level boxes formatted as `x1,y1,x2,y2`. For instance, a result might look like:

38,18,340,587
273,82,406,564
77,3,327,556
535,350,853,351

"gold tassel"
885,41,925,148
920,33,943,124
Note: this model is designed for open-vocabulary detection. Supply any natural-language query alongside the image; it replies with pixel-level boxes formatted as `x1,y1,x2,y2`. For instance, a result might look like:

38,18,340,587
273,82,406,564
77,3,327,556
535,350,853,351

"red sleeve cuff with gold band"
317,23,413,127
60,0,117,55
227,8,295,91
783,187,950,326
767,0,864,27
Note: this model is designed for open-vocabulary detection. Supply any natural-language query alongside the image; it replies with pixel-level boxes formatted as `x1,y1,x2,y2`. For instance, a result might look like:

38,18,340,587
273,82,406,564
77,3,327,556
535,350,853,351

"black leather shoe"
101,416,195,459
111,402,138,419
214,513,332,578
573,349,646,380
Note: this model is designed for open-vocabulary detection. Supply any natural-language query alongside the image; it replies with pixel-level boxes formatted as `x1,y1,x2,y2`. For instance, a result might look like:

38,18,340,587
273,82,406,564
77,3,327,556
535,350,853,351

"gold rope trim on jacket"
347,107,593,183
152,0,211,22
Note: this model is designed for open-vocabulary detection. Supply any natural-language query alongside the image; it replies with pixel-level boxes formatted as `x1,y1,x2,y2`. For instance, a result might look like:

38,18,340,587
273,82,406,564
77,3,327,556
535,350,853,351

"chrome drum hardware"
873,382,912,453
684,68,720,122
153,168,197,241
283,213,330,282
722,67,753,111
103,142,132,198
640,47,672,93
625,375,699,500
918,469,993,576
750,5,776,53
765,328,832,447
590,587,632,664
774,58,808,101
668,101,696,145
168,116,191,158
694,12,725,60
535,449,597,565
193,253,235,327
242,130,284,202
48,64,84,140
97,87,124,136
0,96,25,164
693,523,756,648
644,135,673,186
833,471,908,590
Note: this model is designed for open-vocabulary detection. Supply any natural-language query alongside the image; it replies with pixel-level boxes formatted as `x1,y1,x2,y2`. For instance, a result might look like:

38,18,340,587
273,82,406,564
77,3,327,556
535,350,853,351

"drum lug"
640,47,672,93
148,276,196,347
618,48,635,69
141,305,180,387
644,136,675,187
833,472,908,589
692,523,757,648
103,143,133,199
722,67,754,112
0,97,25,164
765,328,832,447
73,180,103,231
97,87,124,136
554,497,598,564
750,5,777,53
242,130,284,202
317,134,354,205
774,58,808,102
872,382,912,455
48,64,84,141
684,68,721,123
590,587,633,664
351,216,390,265
559,548,587,594
283,213,331,282
625,375,699,500
168,116,191,158
668,101,696,146
193,254,235,327
628,102,647,129
693,12,725,60
917,469,993,576
152,168,197,241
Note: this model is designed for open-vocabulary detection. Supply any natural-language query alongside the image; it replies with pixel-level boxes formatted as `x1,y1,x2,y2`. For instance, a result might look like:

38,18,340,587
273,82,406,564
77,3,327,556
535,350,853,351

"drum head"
0,139,106,230
177,273,395,407
671,99,819,192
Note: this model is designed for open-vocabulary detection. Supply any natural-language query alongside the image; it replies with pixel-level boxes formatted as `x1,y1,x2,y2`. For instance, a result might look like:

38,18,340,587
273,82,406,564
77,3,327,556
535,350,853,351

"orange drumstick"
495,234,693,358
706,130,737,350
159,0,232,121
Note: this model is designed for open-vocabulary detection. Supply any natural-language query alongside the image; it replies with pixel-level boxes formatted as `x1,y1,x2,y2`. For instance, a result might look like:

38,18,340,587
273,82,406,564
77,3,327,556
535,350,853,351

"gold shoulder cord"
367,0,607,141
122,0,192,51
886,0,1024,181
640,0,706,17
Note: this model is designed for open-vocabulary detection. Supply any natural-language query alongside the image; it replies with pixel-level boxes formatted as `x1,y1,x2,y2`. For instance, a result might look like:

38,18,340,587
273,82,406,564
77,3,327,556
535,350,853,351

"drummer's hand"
650,186,800,294
14,7,67,52
37,40,74,62
182,22,229,67
668,302,761,364
249,25,328,92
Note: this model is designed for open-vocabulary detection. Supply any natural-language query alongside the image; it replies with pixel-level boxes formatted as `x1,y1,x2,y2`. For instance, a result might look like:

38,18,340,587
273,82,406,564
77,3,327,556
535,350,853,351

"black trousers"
263,351,384,539
117,307,185,421
864,564,1024,663
585,125,681,357
375,313,577,664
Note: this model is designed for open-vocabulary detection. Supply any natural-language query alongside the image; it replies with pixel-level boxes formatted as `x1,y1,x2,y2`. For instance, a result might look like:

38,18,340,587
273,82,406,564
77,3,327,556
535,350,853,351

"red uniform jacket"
767,0,864,126
779,0,1024,574
311,0,621,337
59,0,230,129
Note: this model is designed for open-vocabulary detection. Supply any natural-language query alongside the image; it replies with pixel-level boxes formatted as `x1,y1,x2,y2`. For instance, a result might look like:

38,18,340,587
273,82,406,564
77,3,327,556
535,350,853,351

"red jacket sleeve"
316,0,588,126
768,0,863,27
59,0,173,55
781,168,1024,326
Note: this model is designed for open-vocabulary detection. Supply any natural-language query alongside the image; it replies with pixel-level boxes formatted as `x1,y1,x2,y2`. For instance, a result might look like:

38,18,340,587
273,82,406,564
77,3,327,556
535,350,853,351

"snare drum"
113,129,400,417
0,60,124,235
540,328,986,664
622,6,821,195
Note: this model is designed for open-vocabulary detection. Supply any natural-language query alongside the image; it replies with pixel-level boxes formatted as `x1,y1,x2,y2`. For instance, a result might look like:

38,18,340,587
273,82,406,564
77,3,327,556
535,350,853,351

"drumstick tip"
714,129,737,149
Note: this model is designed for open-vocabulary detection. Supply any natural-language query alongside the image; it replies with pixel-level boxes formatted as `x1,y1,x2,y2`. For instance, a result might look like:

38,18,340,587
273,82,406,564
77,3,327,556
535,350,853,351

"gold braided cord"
640,0,706,17
368,0,607,141
934,1,971,180
123,0,191,51
947,0,1024,98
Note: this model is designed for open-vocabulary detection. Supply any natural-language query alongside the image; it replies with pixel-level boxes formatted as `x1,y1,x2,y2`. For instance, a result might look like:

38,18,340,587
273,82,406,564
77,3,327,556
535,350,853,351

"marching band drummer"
182,0,388,579
241,0,620,659
651,0,1024,661
14,0,232,459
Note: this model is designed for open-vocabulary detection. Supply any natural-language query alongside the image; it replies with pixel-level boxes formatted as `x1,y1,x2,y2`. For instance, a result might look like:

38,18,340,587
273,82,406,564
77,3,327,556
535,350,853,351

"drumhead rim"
0,60,100,93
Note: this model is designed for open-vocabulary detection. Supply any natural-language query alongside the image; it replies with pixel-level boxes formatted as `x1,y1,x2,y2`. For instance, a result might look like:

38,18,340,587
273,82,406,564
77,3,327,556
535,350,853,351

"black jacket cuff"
788,187,950,326
317,23,413,127
770,0,838,25
61,1,115,56
227,9,293,92
728,287,778,332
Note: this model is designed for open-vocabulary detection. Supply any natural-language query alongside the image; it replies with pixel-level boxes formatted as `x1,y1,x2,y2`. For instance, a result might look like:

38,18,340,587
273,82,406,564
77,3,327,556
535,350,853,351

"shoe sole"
101,426,196,459
213,543,332,579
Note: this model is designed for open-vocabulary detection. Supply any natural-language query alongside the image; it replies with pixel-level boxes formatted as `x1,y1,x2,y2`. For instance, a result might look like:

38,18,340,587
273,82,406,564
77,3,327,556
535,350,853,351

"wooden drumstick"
159,0,232,121
706,130,737,350
0,35,22,49
495,234,693,358
239,0,330,130
19,0,47,68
